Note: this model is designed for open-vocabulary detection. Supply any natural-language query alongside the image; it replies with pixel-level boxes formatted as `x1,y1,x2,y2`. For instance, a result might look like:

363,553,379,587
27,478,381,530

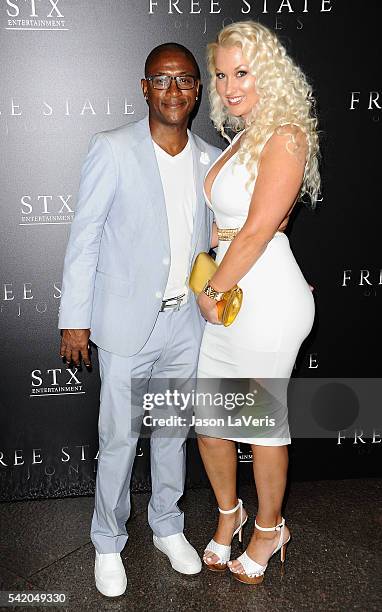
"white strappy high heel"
203,498,248,572
229,516,290,584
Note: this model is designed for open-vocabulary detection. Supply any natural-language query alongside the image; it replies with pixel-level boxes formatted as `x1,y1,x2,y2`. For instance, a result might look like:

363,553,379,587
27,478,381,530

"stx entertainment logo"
30,366,85,397
5,0,67,30
237,443,253,462
20,194,74,226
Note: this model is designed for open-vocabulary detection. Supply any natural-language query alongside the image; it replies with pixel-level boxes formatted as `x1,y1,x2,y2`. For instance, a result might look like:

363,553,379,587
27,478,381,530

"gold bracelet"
202,281,225,301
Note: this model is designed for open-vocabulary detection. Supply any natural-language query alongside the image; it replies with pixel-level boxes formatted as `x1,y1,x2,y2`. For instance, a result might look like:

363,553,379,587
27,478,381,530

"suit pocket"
94,270,131,298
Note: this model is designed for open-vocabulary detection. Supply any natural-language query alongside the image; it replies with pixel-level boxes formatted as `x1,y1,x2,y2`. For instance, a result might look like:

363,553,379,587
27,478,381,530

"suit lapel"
133,116,170,247
188,131,208,256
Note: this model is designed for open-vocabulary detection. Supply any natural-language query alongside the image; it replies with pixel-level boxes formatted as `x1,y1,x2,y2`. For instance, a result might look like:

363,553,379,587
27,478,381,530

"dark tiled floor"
0,479,381,611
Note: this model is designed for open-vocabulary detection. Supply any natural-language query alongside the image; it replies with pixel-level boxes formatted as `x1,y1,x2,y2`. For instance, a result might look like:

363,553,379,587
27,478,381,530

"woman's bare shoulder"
274,124,308,159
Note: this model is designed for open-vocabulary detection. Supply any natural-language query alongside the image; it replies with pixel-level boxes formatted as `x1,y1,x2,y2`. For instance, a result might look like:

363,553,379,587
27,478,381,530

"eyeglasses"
146,74,197,90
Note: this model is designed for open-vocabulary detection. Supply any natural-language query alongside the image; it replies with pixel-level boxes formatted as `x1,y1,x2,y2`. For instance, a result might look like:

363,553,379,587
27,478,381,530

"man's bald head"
144,43,200,79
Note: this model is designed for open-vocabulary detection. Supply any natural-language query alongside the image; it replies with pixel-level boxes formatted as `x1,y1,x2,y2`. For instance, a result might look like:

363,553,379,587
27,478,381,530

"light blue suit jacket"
58,116,221,357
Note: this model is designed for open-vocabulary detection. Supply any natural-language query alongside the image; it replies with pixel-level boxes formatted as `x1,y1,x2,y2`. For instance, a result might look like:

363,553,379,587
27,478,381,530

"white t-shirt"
153,138,195,300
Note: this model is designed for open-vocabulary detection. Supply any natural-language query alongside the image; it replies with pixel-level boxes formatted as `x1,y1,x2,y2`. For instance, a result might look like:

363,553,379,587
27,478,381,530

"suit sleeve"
58,133,118,329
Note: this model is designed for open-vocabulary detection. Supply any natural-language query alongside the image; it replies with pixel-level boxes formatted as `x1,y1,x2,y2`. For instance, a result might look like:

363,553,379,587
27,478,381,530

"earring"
195,95,198,101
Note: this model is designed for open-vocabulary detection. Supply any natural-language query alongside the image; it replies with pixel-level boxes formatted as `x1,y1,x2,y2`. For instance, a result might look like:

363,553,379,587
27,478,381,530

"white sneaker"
153,533,202,575
94,551,127,597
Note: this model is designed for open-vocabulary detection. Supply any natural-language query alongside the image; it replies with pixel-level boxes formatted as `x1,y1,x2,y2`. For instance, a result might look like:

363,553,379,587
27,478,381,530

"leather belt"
160,293,186,312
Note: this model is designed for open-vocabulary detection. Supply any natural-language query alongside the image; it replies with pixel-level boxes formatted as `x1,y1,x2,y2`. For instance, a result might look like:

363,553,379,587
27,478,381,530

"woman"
195,21,320,584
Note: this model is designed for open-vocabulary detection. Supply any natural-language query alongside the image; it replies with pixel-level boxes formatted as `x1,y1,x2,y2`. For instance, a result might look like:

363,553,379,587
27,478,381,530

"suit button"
155,291,162,299
162,257,170,265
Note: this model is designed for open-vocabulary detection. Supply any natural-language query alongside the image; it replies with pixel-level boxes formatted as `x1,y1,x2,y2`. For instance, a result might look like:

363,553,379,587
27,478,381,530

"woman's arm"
198,125,308,323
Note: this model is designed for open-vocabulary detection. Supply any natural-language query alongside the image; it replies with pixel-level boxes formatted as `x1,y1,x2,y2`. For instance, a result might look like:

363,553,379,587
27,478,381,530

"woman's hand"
197,291,222,324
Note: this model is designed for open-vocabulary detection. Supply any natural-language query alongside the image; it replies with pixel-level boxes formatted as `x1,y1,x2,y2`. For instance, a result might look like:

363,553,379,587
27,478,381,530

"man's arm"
58,132,118,366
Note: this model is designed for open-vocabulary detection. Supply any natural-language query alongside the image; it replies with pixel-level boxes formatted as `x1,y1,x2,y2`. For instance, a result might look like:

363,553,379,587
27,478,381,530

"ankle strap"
218,498,242,515
255,517,285,531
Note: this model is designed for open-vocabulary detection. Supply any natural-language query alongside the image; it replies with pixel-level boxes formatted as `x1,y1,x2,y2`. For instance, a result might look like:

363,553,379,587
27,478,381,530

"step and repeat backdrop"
0,0,380,501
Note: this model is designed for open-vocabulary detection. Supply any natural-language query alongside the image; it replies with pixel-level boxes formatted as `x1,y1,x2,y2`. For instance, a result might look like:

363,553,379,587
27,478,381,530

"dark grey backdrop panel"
0,0,380,501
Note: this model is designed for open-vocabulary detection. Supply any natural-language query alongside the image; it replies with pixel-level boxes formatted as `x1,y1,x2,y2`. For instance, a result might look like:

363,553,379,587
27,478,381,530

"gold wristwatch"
202,281,225,301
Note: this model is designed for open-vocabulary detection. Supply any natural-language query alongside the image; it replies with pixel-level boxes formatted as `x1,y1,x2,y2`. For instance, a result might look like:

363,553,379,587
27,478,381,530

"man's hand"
60,329,91,368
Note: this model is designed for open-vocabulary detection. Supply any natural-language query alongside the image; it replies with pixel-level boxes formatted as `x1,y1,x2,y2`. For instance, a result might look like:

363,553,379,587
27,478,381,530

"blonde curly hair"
207,20,321,208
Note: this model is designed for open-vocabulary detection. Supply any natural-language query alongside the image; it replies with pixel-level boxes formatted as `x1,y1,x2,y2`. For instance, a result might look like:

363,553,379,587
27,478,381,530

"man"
58,43,220,597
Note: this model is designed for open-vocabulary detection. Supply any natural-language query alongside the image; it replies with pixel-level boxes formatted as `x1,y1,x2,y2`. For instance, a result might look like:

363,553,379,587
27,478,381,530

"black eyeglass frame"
145,74,198,90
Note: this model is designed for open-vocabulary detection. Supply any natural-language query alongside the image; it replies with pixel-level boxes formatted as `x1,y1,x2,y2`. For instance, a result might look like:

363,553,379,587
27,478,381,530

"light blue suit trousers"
90,300,202,553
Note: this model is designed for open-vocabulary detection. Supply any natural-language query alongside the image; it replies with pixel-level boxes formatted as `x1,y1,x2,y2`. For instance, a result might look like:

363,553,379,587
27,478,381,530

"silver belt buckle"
160,293,185,311
175,294,183,311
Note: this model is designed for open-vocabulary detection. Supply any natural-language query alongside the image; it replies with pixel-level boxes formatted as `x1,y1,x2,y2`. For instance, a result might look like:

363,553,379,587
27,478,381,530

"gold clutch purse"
189,252,243,327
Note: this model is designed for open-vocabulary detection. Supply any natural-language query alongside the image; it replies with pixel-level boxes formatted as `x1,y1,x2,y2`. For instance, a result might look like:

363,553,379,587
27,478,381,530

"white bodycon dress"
195,131,315,446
